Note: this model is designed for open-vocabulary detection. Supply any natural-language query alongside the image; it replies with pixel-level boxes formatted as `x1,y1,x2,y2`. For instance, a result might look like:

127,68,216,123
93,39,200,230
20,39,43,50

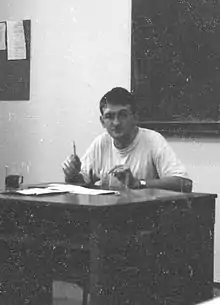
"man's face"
100,103,136,141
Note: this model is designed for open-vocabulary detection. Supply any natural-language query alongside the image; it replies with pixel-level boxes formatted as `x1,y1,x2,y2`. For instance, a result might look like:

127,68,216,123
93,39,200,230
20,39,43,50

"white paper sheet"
7,20,26,60
14,188,68,196
48,184,119,195
3,184,119,196
0,22,6,50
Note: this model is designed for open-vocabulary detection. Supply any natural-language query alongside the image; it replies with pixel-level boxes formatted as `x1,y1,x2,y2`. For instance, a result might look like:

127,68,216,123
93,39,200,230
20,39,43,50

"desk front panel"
0,190,216,305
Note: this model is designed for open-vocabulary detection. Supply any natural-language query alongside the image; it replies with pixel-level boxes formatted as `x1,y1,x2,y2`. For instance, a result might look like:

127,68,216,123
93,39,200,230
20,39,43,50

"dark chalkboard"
131,0,220,136
0,19,30,101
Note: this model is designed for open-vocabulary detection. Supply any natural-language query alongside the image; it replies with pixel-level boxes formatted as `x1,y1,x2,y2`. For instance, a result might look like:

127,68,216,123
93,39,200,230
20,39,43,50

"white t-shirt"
81,127,188,188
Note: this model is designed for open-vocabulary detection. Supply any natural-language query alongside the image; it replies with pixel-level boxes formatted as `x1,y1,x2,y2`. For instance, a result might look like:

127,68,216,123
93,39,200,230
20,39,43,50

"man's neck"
114,126,139,149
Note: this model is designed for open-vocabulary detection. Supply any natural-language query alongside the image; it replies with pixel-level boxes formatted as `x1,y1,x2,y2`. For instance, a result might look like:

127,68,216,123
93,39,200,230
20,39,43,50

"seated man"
62,87,192,192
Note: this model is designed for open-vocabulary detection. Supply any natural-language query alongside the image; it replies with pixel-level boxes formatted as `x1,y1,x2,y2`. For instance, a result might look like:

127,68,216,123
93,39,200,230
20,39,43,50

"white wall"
0,0,220,281
0,0,131,185
170,137,220,281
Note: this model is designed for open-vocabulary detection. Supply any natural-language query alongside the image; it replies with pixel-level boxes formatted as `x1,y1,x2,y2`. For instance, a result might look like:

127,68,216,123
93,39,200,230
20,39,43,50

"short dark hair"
99,87,136,115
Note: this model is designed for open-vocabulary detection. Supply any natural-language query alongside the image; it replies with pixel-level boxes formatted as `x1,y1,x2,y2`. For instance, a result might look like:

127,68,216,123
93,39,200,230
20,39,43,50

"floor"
52,281,220,305
53,281,87,305
214,286,220,297
53,300,81,305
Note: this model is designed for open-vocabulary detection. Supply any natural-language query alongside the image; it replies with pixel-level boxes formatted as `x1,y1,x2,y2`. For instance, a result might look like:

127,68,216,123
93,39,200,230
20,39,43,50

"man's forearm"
143,176,192,193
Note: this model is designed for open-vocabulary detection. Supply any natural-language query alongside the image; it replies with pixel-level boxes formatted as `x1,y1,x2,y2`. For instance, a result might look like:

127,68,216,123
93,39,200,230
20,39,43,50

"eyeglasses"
102,110,133,122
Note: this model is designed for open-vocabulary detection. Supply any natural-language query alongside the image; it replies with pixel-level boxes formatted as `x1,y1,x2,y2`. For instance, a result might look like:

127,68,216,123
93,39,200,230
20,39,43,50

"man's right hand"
62,154,82,181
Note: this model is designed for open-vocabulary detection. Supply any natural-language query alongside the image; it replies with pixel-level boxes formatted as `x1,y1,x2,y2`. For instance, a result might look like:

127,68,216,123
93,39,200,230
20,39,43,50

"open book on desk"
3,184,119,196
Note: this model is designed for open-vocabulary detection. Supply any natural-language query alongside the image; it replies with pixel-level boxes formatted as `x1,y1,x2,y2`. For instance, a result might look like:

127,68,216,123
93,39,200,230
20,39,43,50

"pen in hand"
68,140,81,173
73,141,76,157
5,165,8,178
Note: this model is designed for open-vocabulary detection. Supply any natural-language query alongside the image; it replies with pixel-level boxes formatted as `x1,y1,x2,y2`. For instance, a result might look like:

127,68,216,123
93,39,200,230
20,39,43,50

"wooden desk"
0,188,217,305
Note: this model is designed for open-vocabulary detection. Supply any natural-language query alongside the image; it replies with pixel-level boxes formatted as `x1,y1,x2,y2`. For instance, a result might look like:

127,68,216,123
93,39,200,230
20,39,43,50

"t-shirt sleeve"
80,136,102,184
153,134,189,179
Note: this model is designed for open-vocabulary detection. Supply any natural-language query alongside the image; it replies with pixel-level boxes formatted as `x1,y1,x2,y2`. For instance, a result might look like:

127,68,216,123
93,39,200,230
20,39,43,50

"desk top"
0,184,217,209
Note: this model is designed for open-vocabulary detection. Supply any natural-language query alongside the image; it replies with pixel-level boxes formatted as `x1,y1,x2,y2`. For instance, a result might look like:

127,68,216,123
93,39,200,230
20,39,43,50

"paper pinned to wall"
6,20,26,60
0,22,6,50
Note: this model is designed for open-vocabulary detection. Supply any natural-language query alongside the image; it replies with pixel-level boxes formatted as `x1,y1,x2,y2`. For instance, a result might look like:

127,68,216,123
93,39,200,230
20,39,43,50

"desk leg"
0,240,53,305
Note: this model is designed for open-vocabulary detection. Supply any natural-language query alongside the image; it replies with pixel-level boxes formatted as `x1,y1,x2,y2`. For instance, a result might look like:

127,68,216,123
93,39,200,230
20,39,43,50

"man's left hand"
108,165,140,189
